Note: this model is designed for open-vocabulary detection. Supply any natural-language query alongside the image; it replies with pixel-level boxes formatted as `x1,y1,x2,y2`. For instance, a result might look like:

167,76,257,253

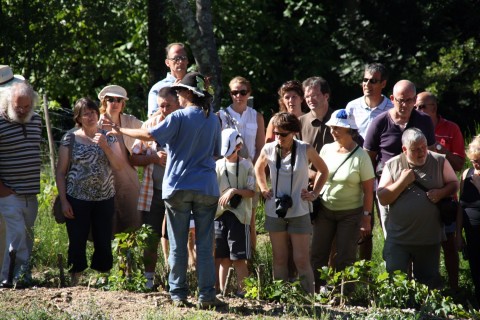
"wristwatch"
363,211,371,216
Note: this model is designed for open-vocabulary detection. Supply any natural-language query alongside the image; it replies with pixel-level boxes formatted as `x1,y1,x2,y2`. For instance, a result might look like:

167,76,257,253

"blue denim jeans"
164,190,218,302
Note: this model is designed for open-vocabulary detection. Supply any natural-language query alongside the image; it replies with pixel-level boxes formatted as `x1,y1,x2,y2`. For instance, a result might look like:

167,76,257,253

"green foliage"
32,169,69,269
107,225,153,292
244,277,310,305
317,260,471,319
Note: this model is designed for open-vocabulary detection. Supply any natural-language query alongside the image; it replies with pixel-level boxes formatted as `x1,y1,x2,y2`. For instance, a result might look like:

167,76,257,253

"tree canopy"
1,0,479,134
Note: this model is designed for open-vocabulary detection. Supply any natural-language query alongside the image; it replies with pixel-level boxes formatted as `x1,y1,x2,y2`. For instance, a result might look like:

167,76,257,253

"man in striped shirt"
0,82,42,287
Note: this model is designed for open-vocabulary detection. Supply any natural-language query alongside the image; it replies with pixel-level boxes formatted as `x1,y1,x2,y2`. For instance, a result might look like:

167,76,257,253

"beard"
7,105,34,124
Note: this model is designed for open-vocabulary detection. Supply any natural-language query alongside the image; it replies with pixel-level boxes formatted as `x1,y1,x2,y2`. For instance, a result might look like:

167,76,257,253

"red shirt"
435,116,465,158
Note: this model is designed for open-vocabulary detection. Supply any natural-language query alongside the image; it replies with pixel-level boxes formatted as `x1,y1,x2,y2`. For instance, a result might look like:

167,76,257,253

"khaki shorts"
265,213,312,234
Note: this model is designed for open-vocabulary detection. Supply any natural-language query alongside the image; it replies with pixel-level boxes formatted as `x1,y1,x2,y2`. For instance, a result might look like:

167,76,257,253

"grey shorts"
265,213,312,234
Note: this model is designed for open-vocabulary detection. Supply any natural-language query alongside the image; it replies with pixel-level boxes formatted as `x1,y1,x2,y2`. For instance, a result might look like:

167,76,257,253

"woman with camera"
311,109,375,291
255,112,328,294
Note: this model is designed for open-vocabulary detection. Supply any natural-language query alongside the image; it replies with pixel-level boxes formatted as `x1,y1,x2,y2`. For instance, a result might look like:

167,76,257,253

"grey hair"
402,127,426,148
0,82,38,114
365,63,389,81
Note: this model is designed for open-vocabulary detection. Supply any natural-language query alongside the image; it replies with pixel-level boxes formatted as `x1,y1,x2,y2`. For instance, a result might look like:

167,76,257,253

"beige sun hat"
98,85,129,101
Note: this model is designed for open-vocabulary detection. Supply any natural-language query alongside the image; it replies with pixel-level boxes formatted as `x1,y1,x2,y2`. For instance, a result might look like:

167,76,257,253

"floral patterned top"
60,129,117,201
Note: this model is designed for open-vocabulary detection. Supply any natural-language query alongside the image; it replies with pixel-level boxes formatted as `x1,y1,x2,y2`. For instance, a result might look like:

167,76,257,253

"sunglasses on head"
273,131,290,137
230,90,248,96
105,97,123,103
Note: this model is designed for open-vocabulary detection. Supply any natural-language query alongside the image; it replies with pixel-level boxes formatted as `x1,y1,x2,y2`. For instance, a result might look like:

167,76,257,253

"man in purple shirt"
364,80,436,236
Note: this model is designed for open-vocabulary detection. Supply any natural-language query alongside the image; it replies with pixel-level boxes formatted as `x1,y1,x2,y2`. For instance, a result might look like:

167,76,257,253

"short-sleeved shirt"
320,143,375,211
363,109,436,169
215,157,255,224
61,130,117,201
435,116,465,159
147,73,176,116
346,95,393,139
299,109,334,154
0,113,42,194
149,106,222,199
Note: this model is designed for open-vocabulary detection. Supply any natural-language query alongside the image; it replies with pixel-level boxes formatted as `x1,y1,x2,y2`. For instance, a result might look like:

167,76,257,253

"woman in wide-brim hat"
103,72,223,307
98,85,143,235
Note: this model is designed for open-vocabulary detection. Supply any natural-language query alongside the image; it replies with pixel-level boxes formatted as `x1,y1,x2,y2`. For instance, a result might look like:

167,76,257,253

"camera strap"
275,140,297,198
224,156,240,189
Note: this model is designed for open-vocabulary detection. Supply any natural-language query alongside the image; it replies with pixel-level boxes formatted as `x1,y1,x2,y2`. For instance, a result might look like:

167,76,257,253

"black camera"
228,194,242,209
275,195,293,218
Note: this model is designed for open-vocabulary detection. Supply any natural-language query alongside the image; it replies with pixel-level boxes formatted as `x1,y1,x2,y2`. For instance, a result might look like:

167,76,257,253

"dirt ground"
0,285,310,319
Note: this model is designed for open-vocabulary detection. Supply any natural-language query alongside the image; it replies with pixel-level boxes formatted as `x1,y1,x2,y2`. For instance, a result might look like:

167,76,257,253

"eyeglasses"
167,56,188,62
105,97,123,103
470,159,480,164
230,90,248,96
394,96,416,105
362,78,382,84
273,131,290,137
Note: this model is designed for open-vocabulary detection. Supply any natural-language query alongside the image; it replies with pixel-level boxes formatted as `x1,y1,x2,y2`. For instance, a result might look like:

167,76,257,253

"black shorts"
142,188,167,239
214,210,251,260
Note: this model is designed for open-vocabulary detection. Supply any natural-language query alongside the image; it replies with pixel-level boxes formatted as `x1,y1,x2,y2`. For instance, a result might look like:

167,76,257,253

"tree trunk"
171,0,223,110
147,0,168,87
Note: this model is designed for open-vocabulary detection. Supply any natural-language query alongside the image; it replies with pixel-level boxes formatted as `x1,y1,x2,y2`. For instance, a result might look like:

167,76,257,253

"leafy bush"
317,260,471,319
106,225,153,292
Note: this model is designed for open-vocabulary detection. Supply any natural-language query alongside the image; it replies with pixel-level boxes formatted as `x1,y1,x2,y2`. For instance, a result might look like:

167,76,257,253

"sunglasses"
168,56,188,62
105,97,123,103
470,159,480,164
273,131,290,137
362,78,382,84
230,90,248,96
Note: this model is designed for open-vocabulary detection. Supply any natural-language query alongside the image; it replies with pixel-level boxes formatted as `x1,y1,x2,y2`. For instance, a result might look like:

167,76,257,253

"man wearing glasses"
148,43,189,117
364,80,436,236
416,91,465,293
345,63,393,261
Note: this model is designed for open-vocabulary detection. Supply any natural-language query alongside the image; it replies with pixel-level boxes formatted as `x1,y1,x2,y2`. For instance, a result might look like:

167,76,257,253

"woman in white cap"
311,109,374,291
103,72,223,308
98,85,143,234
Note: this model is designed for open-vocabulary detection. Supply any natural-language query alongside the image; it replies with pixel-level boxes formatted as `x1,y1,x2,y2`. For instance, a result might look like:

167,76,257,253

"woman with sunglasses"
218,76,266,250
98,85,143,235
255,112,328,294
265,80,307,143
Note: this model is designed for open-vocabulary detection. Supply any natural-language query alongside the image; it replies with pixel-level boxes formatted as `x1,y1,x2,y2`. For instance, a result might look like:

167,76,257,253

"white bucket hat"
221,128,244,157
325,109,358,129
